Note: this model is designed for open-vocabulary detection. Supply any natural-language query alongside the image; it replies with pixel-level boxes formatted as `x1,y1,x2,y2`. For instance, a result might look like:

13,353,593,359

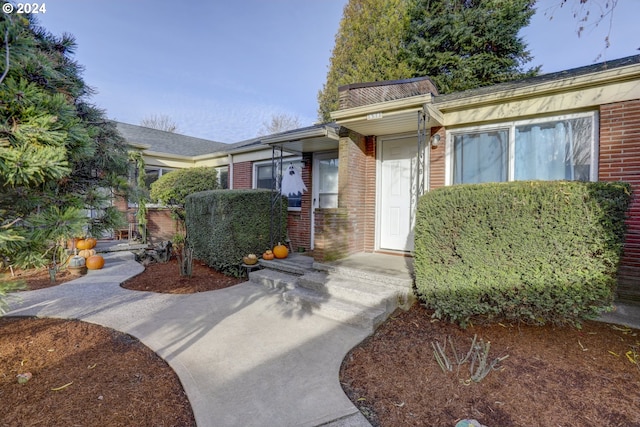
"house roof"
332,54,640,135
115,122,233,157
434,54,640,105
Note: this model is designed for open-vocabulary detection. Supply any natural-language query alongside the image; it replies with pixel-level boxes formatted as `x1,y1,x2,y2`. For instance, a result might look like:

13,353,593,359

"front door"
379,136,418,252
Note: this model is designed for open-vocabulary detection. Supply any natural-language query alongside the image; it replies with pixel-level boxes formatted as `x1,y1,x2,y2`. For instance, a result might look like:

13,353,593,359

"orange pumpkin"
86,255,105,270
85,237,97,249
262,250,274,260
273,244,288,259
78,249,96,259
75,239,90,250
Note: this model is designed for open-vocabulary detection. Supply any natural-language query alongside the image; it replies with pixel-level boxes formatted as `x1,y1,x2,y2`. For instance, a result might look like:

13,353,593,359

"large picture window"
448,112,598,185
254,159,303,210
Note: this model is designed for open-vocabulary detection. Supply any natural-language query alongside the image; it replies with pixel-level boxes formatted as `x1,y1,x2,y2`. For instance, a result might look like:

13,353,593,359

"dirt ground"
0,257,245,427
3,257,640,426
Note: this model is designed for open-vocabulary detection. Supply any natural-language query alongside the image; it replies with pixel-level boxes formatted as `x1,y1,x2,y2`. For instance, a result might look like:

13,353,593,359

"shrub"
414,181,631,327
185,189,288,277
150,167,219,206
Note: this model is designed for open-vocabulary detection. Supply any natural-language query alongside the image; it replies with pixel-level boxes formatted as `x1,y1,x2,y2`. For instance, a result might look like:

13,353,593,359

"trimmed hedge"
414,181,631,327
185,189,288,277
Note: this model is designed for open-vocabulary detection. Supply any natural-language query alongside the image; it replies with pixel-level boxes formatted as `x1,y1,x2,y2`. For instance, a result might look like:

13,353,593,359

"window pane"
453,130,508,184
515,117,592,181
255,161,302,208
318,157,339,209
216,166,229,189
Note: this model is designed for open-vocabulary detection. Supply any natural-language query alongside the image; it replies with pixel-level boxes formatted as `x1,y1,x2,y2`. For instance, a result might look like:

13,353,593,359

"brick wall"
146,208,180,244
599,99,640,301
233,161,252,189
313,208,351,261
314,129,376,260
338,77,438,110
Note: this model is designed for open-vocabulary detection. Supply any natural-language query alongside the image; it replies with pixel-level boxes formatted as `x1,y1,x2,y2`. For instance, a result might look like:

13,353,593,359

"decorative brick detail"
338,77,438,110
599,99,640,301
233,161,252,189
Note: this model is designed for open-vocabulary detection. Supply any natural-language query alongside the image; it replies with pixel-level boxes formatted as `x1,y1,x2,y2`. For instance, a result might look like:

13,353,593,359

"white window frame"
445,111,599,186
253,157,303,212
215,165,229,189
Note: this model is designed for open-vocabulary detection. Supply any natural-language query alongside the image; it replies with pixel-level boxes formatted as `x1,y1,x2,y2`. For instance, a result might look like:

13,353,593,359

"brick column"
599,99,640,301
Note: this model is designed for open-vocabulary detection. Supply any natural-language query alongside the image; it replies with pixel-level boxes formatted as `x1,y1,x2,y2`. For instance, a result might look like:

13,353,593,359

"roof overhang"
331,94,443,136
261,125,340,153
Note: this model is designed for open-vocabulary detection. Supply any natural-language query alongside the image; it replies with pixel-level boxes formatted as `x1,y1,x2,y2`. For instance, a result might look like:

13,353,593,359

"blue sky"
34,0,638,143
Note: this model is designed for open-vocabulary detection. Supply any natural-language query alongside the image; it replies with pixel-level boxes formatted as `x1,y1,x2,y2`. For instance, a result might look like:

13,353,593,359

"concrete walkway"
5,251,372,427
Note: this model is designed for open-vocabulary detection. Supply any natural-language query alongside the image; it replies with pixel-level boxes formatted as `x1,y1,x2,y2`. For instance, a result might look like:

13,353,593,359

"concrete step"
249,269,298,291
297,271,401,315
259,254,315,276
313,261,413,290
282,287,388,332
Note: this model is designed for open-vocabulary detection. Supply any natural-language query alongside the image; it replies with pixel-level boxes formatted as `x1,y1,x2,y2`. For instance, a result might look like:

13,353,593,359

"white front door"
379,137,418,252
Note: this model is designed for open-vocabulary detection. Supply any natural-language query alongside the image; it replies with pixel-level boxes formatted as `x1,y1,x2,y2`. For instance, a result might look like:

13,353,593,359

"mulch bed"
340,303,640,427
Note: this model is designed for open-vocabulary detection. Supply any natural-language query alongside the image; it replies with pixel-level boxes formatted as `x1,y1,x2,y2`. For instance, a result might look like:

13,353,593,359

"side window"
254,160,303,209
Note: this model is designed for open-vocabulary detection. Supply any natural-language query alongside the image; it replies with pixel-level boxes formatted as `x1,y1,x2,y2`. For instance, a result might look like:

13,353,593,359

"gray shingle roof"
115,122,233,157
434,54,640,104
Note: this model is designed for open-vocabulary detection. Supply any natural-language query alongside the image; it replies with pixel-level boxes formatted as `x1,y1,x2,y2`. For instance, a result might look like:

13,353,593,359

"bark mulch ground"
340,303,640,427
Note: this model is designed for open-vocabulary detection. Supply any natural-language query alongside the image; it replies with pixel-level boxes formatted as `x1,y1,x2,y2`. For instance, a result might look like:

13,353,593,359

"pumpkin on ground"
273,244,288,259
78,249,96,259
262,250,274,260
86,255,105,270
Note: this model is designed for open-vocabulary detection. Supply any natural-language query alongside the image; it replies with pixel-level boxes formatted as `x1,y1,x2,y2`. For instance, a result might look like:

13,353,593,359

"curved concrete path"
6,251,372,427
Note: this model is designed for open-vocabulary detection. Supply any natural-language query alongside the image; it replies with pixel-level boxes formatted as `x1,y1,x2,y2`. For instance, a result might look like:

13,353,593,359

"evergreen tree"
0,14,129,268
403,0,539,94
317,0,412,122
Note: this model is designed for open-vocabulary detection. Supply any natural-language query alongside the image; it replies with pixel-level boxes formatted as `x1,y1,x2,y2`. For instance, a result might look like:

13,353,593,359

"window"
317,156,339,208
453,130,508,184
144,167,174,189
254,159,303,210
449,112,598,185
215,166,229,189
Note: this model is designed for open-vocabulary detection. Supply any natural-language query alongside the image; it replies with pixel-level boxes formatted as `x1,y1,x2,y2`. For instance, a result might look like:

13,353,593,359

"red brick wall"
335,130,376,257
429,127,446,190
146,208,180,244
599,99,640,301
233,161,252,189
313,208,351,261
287,153,313,252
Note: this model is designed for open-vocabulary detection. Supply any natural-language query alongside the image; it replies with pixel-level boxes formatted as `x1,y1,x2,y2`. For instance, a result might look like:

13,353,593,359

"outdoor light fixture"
430,133,441,148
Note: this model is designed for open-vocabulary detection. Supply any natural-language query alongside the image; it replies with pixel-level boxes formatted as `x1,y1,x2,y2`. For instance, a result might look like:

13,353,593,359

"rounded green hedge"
414,180,631,327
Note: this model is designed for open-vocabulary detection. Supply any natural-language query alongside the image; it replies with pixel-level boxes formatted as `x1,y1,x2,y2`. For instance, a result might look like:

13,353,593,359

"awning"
331,94,443,136
261,124,340,153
